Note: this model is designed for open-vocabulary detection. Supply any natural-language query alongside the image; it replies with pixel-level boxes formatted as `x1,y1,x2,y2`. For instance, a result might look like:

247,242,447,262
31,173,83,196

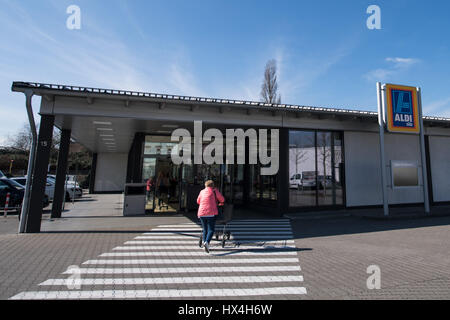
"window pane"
289,131,316,207
333,133,344,205
289,130,345,208
317,132,333,206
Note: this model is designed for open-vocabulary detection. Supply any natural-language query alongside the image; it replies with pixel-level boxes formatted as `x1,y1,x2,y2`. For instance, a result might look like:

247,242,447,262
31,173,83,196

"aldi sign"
385,84,420,134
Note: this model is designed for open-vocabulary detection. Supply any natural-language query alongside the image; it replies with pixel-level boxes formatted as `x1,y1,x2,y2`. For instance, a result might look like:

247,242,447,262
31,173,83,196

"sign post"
377,82,389,216
378,83,430,215
417,88,430,214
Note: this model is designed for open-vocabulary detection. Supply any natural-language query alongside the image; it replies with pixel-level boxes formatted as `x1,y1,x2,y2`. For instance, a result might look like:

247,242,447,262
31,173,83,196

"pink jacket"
197,187,225,217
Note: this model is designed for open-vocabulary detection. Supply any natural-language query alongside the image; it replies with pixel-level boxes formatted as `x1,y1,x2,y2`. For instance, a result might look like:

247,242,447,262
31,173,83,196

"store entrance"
143,156,181,213
180,163,245,213
141,134,275,215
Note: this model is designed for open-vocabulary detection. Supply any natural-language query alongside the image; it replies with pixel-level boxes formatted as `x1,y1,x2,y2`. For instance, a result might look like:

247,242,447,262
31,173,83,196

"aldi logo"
385,84,420,134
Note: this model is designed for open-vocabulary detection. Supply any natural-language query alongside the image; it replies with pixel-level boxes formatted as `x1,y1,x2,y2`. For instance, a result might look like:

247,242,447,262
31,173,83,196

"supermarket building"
11,81,450,233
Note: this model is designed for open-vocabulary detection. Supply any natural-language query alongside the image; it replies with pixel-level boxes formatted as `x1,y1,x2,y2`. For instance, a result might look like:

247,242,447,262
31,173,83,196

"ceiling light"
96,128,113,131
93,121,112,125
162,124,179,128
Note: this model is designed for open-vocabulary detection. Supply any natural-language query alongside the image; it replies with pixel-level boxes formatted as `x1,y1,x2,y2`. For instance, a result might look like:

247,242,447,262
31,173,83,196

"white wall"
344,131,424,207
428,136,450,202
344,132,382,206
94,153,128,192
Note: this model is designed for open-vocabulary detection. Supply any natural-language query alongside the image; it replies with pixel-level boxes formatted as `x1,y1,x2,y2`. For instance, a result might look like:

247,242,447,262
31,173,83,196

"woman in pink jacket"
197,180,225,253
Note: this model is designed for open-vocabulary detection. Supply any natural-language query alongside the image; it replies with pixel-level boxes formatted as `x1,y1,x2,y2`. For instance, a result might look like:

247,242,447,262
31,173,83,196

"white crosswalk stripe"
82,258,300,265
113,245,298,250
61,266,302,274
99,251,299,257
11,287,307,300
39,275,304,286
9,219,307,300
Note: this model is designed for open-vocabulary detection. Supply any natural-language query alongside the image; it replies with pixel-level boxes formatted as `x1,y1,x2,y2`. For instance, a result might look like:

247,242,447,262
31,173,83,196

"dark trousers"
200,216,216,244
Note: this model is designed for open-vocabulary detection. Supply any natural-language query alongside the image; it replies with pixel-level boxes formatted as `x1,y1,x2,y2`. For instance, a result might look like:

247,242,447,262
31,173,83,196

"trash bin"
123,183,146,216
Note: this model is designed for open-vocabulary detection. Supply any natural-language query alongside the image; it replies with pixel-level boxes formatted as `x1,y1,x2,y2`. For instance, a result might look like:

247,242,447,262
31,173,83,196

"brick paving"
5,219,306,300
0,194,449,300
290,215,450,299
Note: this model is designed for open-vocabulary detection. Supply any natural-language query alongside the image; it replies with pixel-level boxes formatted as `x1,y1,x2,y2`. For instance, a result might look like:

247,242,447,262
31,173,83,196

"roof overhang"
11,81,450,153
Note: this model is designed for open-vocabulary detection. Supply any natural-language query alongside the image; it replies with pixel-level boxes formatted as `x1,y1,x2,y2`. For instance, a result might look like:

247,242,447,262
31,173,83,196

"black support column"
277,128,289,216
89,153,97,194
26,115,54,233
51,129,71,219
126,133,145,183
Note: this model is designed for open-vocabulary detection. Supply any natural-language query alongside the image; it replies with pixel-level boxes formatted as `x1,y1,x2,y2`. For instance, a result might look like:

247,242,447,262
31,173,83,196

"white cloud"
0,1,209,142
385,57,419,65
365,57,420,82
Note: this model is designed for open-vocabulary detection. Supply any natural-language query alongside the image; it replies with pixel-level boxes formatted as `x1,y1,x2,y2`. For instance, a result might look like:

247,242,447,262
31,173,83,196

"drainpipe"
18,89,37,233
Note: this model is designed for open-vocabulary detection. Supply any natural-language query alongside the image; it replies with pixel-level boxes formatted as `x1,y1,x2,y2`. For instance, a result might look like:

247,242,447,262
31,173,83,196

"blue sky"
1,0,450,144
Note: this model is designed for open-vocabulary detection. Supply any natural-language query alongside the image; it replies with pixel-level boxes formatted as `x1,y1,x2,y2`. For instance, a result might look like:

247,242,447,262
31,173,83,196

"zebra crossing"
10,219,307,299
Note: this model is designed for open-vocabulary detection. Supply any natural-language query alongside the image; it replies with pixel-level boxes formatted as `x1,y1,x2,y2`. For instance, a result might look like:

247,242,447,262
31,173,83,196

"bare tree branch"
261,59,281,104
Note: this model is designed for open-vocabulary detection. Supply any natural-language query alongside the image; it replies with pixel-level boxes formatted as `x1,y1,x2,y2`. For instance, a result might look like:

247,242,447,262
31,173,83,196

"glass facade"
289,130,344,208
249,164,278,206
139,129,342,214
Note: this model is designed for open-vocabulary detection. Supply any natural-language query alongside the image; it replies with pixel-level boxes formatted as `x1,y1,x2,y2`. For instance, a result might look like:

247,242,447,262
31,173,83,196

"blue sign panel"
392,90,414,127
386,84,419,133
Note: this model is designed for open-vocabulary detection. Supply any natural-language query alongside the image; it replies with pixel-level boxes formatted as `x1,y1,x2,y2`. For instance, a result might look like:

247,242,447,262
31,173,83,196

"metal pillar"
51,129,71,218
377,83,389,216
18,90,37,233
26,115,55,233
417,88,430,214
277,128,289,216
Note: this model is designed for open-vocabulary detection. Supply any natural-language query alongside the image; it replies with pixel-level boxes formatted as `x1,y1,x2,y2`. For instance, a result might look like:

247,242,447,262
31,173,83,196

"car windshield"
13,178,26,186
1,178,24,190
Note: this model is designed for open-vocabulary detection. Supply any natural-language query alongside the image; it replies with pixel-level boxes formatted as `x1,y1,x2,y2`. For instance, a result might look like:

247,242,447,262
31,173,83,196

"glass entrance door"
154,156,180,213
142,155,181,213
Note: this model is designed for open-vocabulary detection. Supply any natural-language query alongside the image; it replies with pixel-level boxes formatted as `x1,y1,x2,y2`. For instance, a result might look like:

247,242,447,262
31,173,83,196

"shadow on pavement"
290,214,450,239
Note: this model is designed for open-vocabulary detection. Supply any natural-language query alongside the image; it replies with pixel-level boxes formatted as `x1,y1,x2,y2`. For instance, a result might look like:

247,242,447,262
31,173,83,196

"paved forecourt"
10,219,307,300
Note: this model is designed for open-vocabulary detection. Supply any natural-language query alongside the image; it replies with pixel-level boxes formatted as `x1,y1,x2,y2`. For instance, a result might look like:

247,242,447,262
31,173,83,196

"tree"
260,59,281,104
317,132,332,197
8,122,60,154
8,123,33,152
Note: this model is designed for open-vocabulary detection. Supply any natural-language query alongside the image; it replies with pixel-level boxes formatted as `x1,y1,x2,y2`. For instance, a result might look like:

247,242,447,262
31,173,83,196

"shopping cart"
199,203,233,248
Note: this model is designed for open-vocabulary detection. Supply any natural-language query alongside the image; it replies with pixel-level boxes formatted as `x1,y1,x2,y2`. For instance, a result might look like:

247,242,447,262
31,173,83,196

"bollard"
4,192,10,218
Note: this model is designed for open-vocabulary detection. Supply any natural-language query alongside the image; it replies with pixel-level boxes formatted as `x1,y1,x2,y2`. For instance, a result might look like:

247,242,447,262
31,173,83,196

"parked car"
11,176,55,201
46,175,83,200
317,175,333,189
47,174,81,188
6,177,50,209
289,173,302,190
0,177,25,211
0,170,5,178
12,176,82,201
301,171,317,189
